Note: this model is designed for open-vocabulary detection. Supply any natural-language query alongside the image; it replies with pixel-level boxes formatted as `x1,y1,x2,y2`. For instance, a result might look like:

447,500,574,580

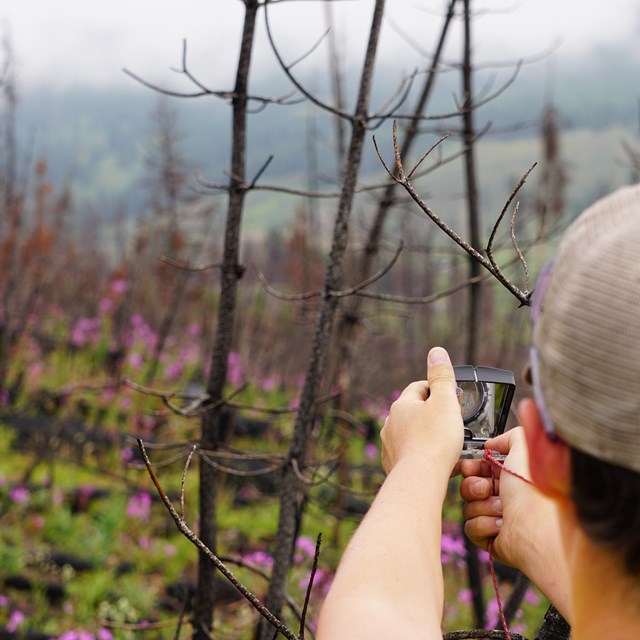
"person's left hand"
381,346,464,475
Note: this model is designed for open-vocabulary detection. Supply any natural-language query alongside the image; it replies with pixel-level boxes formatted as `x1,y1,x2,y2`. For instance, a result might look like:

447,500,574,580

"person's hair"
571,446,640,575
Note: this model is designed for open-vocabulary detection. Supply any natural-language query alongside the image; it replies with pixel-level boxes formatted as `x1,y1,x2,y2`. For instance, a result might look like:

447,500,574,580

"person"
317,184,640,640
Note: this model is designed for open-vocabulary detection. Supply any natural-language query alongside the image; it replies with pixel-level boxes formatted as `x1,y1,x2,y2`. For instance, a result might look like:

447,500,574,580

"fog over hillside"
13,44,640,238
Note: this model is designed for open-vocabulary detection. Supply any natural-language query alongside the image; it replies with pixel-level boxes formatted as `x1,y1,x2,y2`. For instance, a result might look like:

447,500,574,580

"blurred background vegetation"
1,1,638,638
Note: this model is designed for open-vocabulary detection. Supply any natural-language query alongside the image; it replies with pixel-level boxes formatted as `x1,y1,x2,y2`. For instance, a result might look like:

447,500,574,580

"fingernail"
471,480,484,498
428,347,449,365
495,518,503,528
493,497,502,512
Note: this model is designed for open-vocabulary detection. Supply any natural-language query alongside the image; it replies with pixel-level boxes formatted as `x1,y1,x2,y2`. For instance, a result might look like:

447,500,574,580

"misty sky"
2,0,640,91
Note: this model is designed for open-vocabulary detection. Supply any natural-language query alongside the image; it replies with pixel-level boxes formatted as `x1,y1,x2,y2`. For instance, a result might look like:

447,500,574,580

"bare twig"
202,449,282,463
290,457,336,487
498,572,530,628
159,256,224,272
254,267,323,301
299,533,322,640
196,172,343,197
217,555,314,635
124,446,196,471
368,69,419,129
196,131,485,198
199,450,283,477
225,390,340,415
389,60,524,123
123,39,300,107
510,204,530,292
263,0,354,122
485,163,536,274
250,155,275,188
255,242,402,302
173,38,224,96
373,123,534,306
137,439,300,640
99,618,186,631
330,242,403,297
181,444,197,519
352,271,487,304
123,378,249,417
174,595,189,640
407,132,453,180
287,27,331,70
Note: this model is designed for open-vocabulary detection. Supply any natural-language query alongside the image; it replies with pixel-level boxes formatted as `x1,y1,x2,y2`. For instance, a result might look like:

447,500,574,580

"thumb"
485,427,526,456
426,347,457,399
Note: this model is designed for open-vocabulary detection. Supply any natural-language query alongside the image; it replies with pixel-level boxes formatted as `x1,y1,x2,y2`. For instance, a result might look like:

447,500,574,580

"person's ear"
518,398,572,500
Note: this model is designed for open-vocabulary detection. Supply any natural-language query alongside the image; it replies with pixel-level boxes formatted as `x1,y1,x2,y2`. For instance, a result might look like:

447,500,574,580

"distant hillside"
13,44,639,240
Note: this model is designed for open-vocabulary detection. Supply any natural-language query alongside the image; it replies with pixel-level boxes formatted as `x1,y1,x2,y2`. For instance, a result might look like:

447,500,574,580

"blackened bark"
497,571,530,628
255,2,386,638
330,0,456,539
535,605,571,640
461,0,485,628
193,2,259,638
462,0,481,366
0,42,19,393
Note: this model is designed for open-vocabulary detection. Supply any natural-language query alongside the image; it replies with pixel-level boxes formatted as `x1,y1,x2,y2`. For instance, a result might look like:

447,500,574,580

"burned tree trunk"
535,605,571,640
460,0,486,628
255,2,387,638
194,2,259,638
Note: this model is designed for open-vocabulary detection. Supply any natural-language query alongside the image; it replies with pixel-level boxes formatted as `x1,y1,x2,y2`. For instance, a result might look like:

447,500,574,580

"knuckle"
428,371,455,387
463,519,481,543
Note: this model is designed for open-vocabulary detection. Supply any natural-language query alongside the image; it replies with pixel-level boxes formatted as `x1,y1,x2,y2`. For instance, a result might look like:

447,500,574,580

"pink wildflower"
485,599,500,629
242,550,273,569
227,351,244,386
9,486,30,504
110,278,127,294
441,531,466,564
70,317,102,348
7,610,25,632
187,322,202,337
128,352,144,369
364,443,378,460
165,362,184,380
457,588,473,604
296,536,317,557
299,567,333,597
126,492,152,520
525,588,541,605
59,631,94,640
259,375,278,392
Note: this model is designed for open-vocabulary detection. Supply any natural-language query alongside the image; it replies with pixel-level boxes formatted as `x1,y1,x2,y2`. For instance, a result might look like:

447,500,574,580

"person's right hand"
381,346,463,477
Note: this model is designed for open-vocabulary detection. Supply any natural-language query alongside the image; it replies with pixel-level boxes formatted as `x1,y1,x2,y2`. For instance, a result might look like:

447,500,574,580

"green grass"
0,289,552,639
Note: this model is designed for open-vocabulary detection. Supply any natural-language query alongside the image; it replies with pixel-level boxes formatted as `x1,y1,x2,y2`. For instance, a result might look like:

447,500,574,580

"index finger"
459,458,495,479
395,380,429,402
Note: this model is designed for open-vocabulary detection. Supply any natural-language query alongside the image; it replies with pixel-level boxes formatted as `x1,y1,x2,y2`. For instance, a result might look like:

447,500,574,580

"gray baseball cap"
532,184,640,473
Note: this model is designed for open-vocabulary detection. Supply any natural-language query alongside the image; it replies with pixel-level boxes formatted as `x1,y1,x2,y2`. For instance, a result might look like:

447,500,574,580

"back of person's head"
530,183,640,575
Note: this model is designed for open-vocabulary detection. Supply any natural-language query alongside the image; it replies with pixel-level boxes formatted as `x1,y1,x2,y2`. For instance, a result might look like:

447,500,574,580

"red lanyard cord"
483,448,533,639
